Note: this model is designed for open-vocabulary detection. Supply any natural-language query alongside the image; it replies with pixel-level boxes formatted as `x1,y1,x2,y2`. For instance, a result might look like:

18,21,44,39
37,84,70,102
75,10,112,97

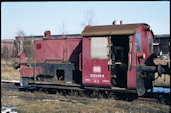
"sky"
1,1,170,39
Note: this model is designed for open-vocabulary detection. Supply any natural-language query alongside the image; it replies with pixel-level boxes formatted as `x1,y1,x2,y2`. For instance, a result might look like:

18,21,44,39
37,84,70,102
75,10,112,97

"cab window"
136,33,141,52
149,37,152,53
91,37,109,59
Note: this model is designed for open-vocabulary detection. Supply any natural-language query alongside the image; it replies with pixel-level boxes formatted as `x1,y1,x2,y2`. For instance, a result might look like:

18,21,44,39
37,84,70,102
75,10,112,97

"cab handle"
79,53,82,71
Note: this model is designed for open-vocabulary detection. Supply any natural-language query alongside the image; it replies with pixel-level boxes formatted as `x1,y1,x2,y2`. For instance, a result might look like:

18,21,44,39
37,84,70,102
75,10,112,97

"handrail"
79,53,82,71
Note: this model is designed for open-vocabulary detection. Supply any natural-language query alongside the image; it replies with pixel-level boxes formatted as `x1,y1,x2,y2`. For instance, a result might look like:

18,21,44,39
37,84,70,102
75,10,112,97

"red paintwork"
84,25,91,30
21,68,34,77
18,52,27,63
35,40,44,62
127,25,154,89
66,39,82,65
35,38,82,65
45,40,65,61
127,66,136,88
127,34,136,88
44,30,51,39
21,66,42,77
18,50,43,78
82,38,111,87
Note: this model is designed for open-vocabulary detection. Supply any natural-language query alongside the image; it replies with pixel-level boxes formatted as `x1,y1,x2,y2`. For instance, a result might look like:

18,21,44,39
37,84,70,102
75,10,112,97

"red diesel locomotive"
15,23,170,96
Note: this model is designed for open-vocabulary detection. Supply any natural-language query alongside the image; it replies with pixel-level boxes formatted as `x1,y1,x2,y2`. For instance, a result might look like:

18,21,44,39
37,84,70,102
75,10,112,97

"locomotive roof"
81,23,149,36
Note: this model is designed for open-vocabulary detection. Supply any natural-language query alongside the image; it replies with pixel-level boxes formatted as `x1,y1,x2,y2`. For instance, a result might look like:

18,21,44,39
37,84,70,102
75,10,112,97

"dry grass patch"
1,59,20,80
153,58,170,87
87,99,125,113
2,87,170,113
1,97,26,107
153,73,170,87
16,99,125,113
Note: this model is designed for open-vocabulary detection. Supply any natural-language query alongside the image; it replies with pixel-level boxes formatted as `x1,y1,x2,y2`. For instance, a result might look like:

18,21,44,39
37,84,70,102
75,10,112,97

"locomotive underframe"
20,63,76,86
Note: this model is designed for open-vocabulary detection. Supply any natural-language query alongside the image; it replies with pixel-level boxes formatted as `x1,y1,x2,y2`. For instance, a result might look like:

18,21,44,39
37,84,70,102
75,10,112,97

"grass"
153,73,170,87
1,97,26,107
1,88,170,113
1,58,20,80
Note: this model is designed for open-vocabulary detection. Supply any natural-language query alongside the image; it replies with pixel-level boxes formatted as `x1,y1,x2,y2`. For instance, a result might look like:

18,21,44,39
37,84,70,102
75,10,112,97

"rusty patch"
81,23,148,36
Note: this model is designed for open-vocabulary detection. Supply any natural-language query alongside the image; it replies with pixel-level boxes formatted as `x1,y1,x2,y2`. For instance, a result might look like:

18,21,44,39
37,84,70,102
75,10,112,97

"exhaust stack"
113,20,123,25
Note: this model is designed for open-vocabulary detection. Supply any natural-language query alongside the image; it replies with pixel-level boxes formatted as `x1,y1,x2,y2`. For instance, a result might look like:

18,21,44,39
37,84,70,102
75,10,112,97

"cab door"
82,37,111,87
127,35,137,89
127,28,149,96
127,32,143,89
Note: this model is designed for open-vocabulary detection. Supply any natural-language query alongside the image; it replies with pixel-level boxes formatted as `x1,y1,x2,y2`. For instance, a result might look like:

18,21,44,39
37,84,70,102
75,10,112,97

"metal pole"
34,57,36,82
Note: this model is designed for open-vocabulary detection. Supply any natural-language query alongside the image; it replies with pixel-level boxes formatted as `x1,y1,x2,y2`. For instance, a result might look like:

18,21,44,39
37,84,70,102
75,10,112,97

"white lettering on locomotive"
90,74,104,78
94,79,100,83
85,79,91,81
102,80,109,83
93,66,101,73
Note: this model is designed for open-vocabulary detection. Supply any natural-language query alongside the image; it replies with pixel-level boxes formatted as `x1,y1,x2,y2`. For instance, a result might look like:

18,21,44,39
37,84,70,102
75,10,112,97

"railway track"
136,97,158,103
1,80,20,88
1,80,170,105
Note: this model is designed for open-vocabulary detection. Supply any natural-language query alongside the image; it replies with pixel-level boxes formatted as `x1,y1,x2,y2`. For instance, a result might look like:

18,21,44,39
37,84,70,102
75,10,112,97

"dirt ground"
1,58,171,113
1,87,170,113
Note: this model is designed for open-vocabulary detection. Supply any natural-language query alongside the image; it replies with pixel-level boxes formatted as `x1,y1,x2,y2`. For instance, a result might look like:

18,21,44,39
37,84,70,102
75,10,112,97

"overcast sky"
1,1,170,39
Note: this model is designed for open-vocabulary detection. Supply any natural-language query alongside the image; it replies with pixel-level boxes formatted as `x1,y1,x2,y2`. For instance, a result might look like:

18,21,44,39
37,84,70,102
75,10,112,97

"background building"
1,39,16,58
153,34,170,58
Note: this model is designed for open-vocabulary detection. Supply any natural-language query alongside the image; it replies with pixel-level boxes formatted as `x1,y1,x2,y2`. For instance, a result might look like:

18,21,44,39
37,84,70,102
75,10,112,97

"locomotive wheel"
21,77,30,87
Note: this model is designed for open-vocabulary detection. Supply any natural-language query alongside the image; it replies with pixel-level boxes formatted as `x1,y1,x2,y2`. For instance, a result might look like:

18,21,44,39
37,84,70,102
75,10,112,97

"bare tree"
81,8,96,29
30,36,35,60
60,22,67,35
12,44,17,58
1,45,9,60
23,36,35,61
16,29,25,53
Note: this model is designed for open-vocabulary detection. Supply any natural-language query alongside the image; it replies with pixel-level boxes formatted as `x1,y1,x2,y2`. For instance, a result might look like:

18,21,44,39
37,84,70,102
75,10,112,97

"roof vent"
44,30,51,39
112,20,123,25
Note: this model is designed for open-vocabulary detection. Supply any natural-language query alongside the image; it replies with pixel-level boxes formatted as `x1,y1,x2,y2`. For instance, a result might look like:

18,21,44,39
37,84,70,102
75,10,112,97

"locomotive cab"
81,23,158,96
